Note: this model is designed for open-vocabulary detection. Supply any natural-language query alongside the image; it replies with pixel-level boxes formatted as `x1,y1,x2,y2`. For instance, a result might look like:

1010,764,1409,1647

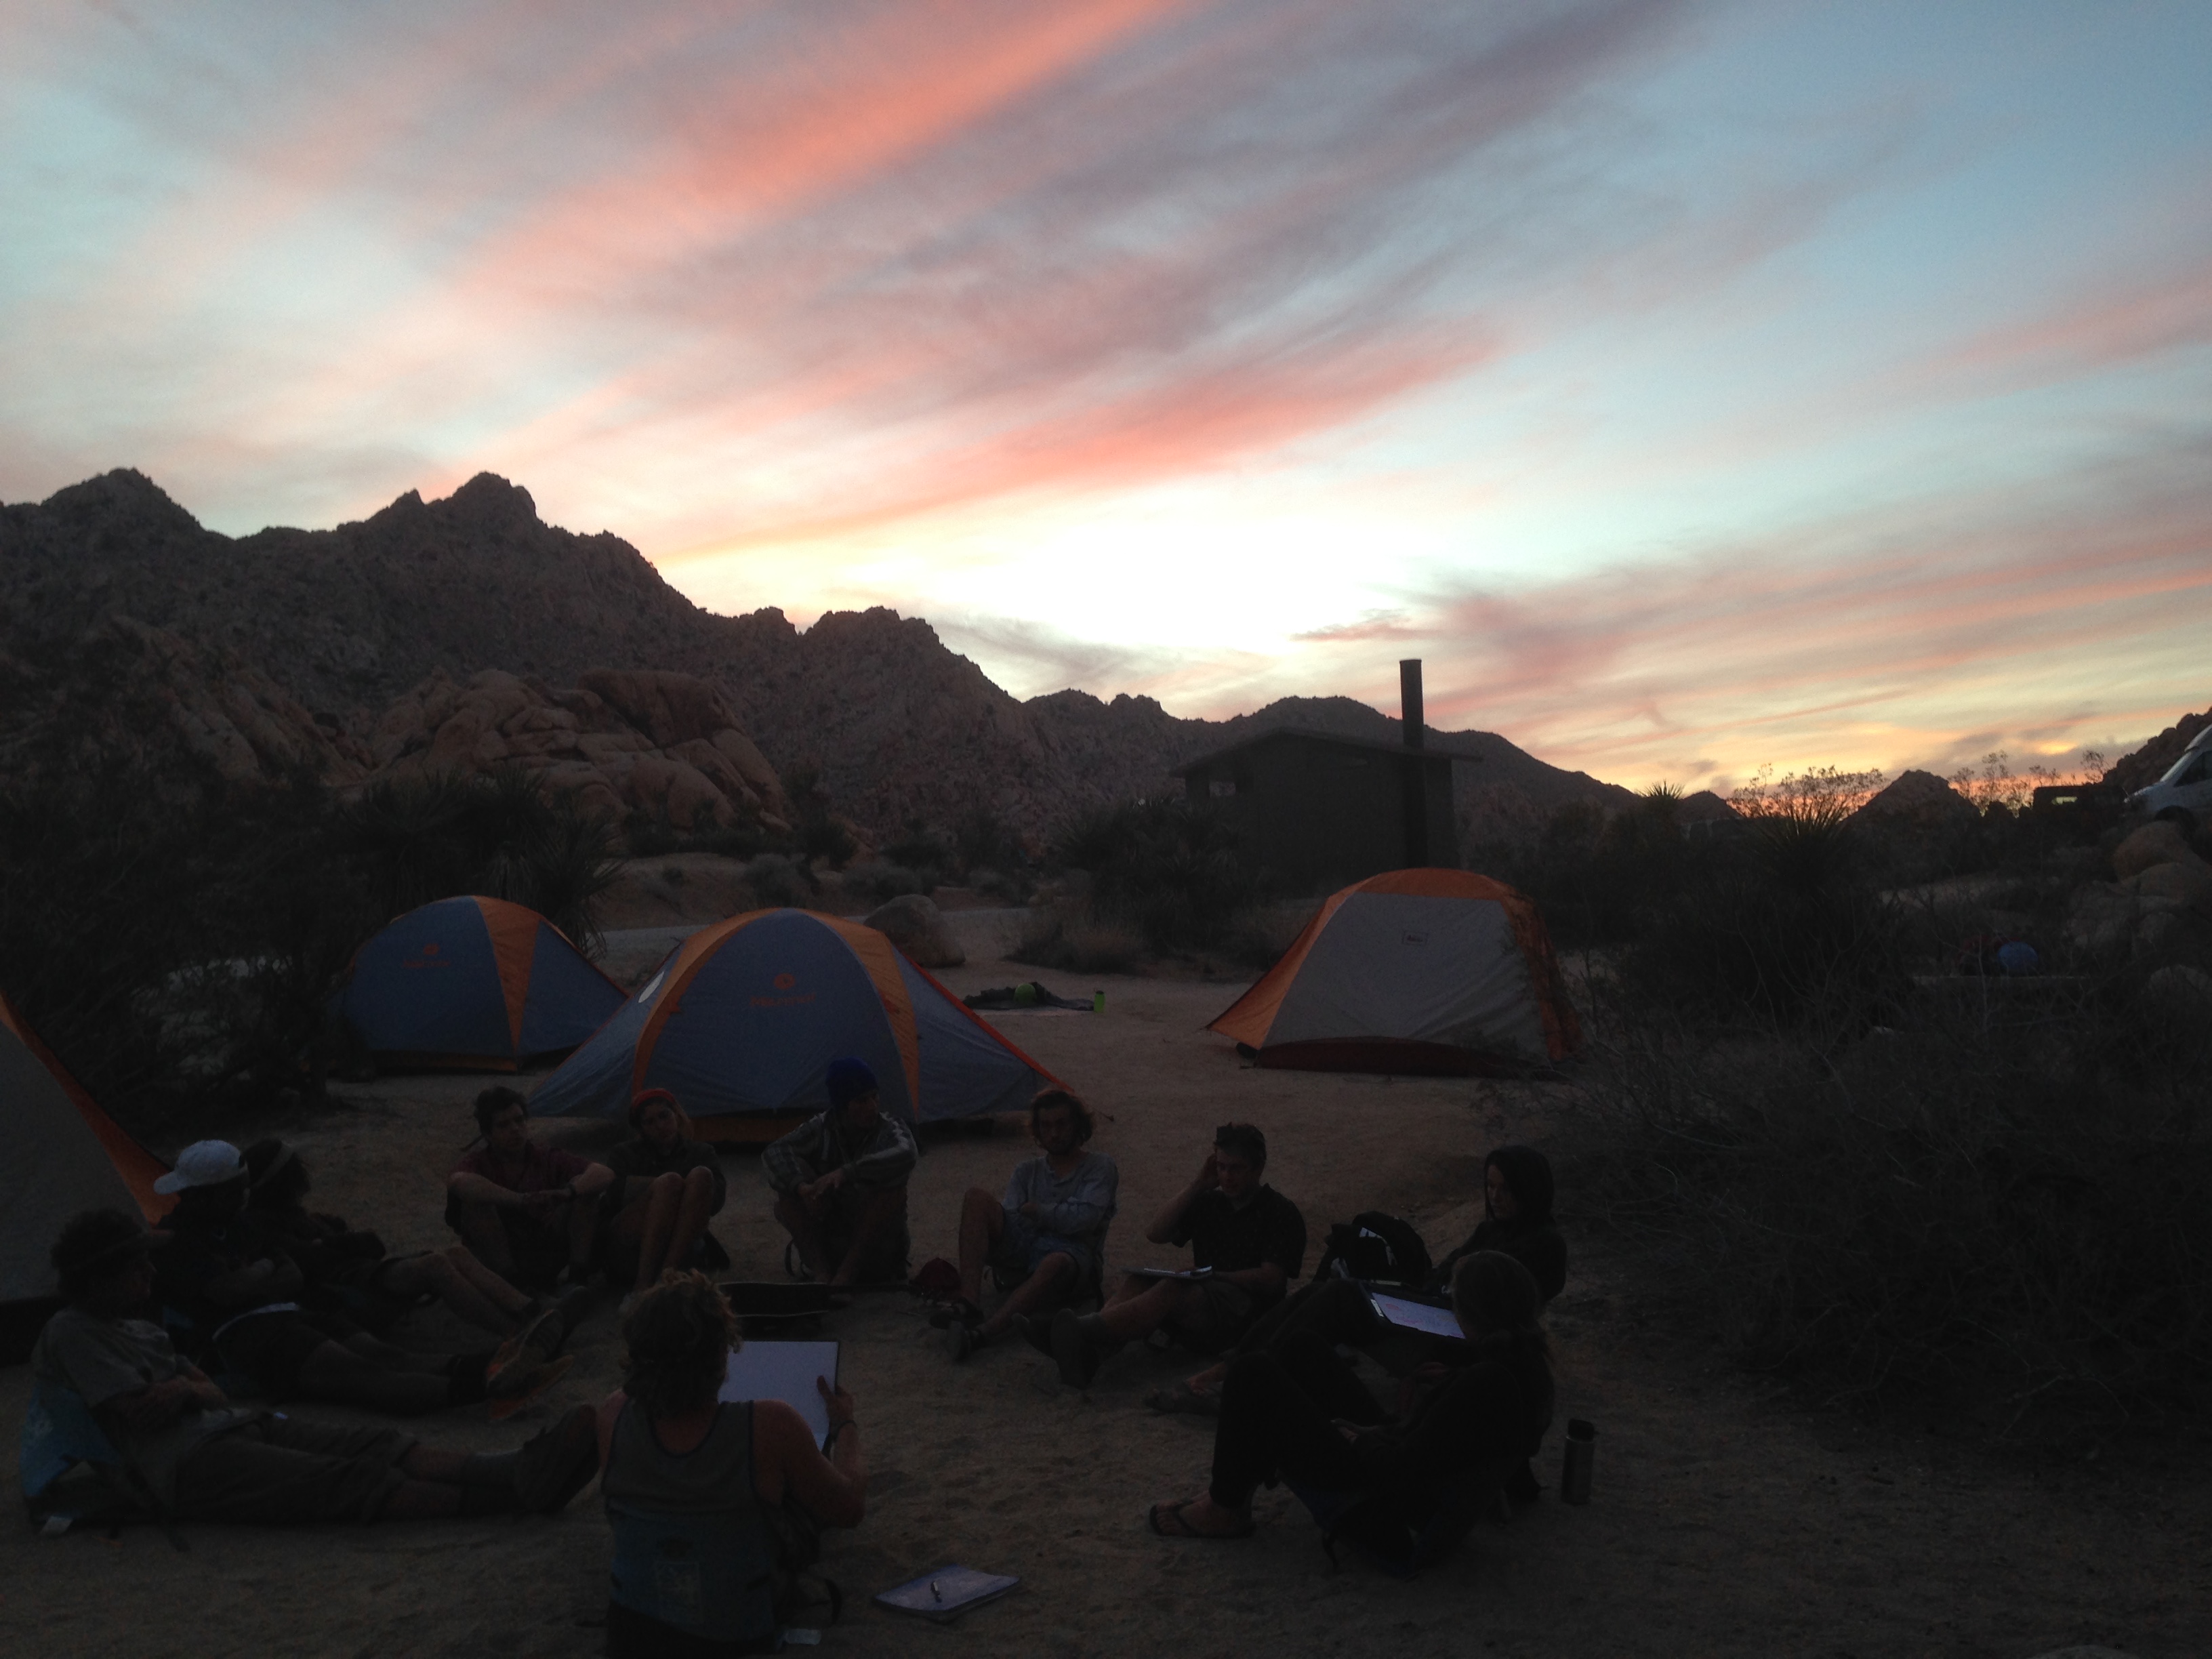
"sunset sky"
3,1,2207,790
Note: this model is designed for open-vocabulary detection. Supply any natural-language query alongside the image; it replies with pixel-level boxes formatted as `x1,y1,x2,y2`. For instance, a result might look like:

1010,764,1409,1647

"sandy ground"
5,919,2207,1658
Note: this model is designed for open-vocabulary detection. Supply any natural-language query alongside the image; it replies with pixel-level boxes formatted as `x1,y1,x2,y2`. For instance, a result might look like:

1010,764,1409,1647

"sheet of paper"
1121,1265,1213,1280
1367,1289,1465,1340
718,1340,840,1448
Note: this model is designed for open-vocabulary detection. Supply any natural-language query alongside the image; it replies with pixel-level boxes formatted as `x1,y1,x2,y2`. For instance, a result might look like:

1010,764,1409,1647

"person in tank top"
594,1273,865,1658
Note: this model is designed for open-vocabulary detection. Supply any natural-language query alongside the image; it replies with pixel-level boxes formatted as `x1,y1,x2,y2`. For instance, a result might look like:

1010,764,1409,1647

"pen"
930,1580,942,1603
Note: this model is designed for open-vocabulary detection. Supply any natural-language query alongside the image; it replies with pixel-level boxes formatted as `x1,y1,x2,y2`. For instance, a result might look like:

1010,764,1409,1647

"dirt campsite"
5,908,2203,1659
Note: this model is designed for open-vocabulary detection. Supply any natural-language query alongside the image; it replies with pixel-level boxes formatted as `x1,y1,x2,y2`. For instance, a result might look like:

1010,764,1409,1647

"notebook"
717,1340,840,1448
875,1565,1021,1623
1364,1288,1466,1340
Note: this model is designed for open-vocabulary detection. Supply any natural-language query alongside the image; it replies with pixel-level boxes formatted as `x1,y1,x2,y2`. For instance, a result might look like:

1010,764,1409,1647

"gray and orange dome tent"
2,989,171,1357
1208,869,1580,1075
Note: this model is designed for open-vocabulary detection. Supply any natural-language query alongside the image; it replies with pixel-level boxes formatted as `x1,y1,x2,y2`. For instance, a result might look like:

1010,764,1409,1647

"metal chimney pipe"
1399,659,1425,748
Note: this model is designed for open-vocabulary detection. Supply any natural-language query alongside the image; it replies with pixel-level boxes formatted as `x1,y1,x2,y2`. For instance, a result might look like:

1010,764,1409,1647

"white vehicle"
2129,724,2212,833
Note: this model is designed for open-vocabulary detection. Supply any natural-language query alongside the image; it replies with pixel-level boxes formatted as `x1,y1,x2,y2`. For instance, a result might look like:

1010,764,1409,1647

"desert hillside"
1,470,1631,838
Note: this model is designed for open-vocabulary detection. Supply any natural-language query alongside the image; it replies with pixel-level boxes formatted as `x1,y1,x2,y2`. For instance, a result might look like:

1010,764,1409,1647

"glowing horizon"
3,2,2207,793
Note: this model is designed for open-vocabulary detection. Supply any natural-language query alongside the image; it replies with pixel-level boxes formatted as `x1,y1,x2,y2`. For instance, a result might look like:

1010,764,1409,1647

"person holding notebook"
938,1088,1118,1361
1039,1122,1304,1389
596,1273,866,1655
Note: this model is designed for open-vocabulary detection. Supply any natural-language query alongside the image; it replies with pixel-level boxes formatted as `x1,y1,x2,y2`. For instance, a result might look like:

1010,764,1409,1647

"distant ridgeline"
0,469,1637,845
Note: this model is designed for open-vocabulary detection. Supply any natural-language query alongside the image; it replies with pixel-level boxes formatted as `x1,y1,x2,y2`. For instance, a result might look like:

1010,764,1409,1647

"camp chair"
20,1379,180,1544
1284,1458,1511,1578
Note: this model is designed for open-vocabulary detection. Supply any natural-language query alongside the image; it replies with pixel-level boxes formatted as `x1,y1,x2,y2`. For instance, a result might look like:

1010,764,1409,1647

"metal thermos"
1561,1418,1597,1504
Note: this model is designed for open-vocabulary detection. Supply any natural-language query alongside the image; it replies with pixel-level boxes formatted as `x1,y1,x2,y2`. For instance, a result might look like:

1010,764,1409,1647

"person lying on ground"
157,1141,564,1414
939,1089,1118,1361
762,1058,917,1287
446,1086,617,1291
596,1271,865,1656
243,1138,573,1373
1146,1250,1555,1544
1040,1122,1305,1389
34,1208,602,1525
600,1090,729,1316
1164,1144,1566,1415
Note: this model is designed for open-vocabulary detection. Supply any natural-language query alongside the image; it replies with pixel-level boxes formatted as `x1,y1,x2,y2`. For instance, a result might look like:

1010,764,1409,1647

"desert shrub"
1570,981,2212,1439
781,764,857,872
1010,909,1143,975
842,859,935,904
1049,798,1265,954
954,806,1025,876
741,853,808,909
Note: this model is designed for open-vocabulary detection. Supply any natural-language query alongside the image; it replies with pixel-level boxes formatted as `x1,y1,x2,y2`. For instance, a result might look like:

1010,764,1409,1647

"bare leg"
377,1251,517,1335
978,1252,1073,1339
448,1200,521,1282
342,1331,451,1373
1098,1279,1204,1343
444,1246,533,1317
603,1196,651,1292
562,1193,600,1279
775,1191,834,1282
659,1167,720,1281
632,1172,684,1292
831,1183,908,1288
956,1187,1004,1309
295,1342,453,1415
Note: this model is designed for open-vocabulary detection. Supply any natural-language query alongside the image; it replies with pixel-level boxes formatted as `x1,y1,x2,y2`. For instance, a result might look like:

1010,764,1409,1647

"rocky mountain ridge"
0,469,1654,838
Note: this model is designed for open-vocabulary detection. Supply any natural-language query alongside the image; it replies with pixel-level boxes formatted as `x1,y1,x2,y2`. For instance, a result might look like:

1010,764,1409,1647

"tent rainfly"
1208,868,1580,1075
1,991,170,1355
337,895,626,1070
529,908,1063,1141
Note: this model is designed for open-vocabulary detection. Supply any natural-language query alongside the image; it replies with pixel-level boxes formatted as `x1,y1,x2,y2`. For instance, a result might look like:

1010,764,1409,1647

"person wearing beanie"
30,1209,600,1526
762,1059,916,1286
155,1141,567,1415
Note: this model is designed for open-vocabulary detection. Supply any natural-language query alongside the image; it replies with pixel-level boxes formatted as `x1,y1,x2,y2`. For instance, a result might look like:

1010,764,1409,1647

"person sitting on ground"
157,1141,565,1414
762,1059,917,1287
1162,1144,1567,1416
243,1138,572,1370
1042,1122,1305,1389
33,1208,601,1525
596,1272,865,1656
1147,1250,1555,1547
939,1089,1118,1361
601,1090,729,1316
446,1086,617,1291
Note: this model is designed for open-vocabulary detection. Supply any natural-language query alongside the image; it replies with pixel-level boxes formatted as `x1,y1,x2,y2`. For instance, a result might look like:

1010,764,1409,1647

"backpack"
1315,1212,1432,1287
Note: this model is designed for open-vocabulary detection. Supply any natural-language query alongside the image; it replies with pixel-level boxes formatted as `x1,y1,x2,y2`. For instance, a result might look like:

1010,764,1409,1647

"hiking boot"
512,1404,599,1513
489,1354,576,1419
491,1303,569,1387
946,1322,979,1364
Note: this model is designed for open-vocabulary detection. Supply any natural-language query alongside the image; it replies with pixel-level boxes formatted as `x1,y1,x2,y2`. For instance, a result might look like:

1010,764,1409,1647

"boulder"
2127,859,2212,918
2113,819,2208,881
2065,882,2192,960
863,893,964,968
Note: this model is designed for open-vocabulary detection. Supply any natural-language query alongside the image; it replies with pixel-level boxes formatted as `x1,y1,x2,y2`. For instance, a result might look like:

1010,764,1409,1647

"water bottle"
1561,1418,1596,1504
1092,989,1105,1012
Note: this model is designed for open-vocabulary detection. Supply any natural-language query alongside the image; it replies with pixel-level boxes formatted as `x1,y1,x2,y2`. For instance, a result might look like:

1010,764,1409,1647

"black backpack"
1315,1212,1432,1287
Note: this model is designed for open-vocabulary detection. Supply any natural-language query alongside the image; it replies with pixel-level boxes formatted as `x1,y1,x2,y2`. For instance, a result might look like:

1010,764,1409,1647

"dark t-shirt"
453,1141,590,1196
603,1136,726,1212
1172,1185,1307,1290
154,1214,287,1345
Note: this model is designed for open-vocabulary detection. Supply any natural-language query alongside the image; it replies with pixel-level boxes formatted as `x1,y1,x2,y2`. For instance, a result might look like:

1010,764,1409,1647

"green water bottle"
1092,989,1104,1012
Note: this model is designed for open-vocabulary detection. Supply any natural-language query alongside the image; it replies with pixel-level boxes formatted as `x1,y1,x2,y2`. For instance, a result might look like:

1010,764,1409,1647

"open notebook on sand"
718,1341,839,1448
876,1565,1020,1623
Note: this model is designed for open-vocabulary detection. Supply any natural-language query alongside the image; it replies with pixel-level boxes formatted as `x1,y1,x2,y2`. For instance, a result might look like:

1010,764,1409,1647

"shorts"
172,1416,417,1524
815,1185,910,1284
214,1310,350,1398
1170,1277,1260,1356
989,1214,1097,1307
446,1193,578,1288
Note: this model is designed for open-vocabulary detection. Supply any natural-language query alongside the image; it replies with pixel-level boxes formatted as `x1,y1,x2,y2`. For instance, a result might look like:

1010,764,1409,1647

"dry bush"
1568,982,2212,1439
1010,908,1142,975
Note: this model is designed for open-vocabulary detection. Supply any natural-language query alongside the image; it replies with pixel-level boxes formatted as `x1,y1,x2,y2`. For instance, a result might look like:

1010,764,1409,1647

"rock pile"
369,668,791,834
2065,821,2212,960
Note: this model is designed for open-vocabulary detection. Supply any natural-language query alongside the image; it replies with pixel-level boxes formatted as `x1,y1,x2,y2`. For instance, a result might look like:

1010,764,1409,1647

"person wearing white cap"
30,1208,600,1525
154,1141,566,1414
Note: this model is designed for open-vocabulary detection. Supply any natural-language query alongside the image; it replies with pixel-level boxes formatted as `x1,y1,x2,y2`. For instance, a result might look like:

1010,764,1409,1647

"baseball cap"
153,1139,247,1195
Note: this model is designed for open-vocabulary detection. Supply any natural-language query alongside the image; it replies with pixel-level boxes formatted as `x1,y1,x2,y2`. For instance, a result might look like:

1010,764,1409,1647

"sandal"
1147,1500,1252,1540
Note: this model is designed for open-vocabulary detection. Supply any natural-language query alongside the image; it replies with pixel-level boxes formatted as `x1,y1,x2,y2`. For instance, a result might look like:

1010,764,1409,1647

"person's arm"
760,1121,822,1196
1033,1157,1118,1237
199,1252,304,1309
567,1160,617,1200
448,1170,529,1208
760,1382,864,1527
841,1119,918,1189
1145,1153,1218,1245
104,1368,230,1433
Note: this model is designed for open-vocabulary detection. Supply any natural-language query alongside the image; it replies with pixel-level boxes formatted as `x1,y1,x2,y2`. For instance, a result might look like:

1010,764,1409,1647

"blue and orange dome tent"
337,895,626,1071
529,908,1064,1142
